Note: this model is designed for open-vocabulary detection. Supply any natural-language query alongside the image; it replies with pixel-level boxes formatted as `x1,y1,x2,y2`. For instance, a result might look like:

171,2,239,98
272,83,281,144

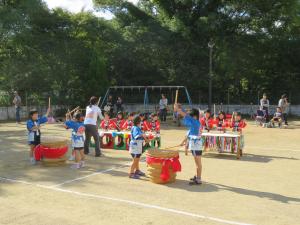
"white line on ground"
0,176,256,225
51,162,131,188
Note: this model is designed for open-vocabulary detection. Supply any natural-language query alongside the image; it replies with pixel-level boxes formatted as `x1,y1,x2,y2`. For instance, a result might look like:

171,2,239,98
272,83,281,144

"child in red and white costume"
200,109,213,132
100,112,114,130
112,111,125,131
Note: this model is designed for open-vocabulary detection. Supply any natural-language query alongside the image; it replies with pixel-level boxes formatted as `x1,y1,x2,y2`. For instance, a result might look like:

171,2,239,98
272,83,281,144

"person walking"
159,94,168,122
84,96,104,157
278,94,289,125
13,91,22,124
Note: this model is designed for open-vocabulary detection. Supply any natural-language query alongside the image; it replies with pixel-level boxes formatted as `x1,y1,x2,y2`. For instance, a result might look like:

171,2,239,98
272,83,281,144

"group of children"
99,111,160,134
26,102,246,185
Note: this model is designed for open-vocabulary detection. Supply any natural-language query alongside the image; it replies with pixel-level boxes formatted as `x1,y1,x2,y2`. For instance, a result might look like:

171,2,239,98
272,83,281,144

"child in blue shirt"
65,112,86,169
174,104,203,185
27,108,50,165
129,116,150,179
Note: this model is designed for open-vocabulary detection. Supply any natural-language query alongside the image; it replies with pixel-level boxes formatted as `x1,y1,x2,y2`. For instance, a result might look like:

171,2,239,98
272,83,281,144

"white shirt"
84,105,103,125
260,98,269,110
159,98,168,110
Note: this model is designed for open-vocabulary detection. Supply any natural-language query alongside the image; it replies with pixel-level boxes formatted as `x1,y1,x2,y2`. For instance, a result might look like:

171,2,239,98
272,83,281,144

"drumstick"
97,96,102,106
48,97,51,109
175,90,179,104
67,106,80,115
164,144,182,150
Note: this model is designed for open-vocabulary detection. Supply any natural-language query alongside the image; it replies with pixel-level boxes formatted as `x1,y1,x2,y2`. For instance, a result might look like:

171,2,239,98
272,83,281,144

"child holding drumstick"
174,104,203,185
128,116,150,179
27,107,50,165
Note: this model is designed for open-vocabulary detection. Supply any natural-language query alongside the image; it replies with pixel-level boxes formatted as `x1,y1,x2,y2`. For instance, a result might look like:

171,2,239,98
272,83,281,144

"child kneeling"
129,116,150,179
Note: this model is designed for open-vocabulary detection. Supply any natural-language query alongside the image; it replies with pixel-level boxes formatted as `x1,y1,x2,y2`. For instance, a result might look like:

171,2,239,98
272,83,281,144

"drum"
146,149,181,184
34,136,69,166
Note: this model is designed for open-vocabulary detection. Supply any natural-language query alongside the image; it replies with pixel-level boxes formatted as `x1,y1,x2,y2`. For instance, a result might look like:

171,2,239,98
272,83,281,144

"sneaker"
190,176,197,181
80,161,85,168
71,163,81,169
129,173,140,179
135,170,145,176
30,158,36,165
68,155,75,161
189,177,202,185
95,153,104,157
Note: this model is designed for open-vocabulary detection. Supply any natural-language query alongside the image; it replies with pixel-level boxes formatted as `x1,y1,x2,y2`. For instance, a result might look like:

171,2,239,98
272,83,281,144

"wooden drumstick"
48,97,51,109
67,106,80,115
175,90,179,104
97,96,102,106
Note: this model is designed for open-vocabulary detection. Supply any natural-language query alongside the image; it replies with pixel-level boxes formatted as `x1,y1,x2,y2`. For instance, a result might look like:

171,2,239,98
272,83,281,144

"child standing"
129,116,149,179
231,112,247,133
174,104,203,185
65,112,86,169
150,113,161,147
27,108,50,165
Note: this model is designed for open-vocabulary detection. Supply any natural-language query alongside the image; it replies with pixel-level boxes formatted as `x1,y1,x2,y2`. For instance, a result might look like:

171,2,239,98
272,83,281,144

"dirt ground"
0,121,299,225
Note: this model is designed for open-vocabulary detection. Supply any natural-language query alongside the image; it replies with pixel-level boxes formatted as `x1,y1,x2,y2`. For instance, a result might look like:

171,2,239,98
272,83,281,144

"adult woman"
278,94,289,125
84,96,104,157
159,94,168,122
260,93,270,122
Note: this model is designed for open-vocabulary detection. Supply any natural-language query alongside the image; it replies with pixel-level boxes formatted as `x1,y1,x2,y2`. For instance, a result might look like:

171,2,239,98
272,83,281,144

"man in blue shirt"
174,104,203,185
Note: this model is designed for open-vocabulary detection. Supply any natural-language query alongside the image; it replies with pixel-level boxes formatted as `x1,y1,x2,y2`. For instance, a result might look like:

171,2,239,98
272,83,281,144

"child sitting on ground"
271,107,283,127
129,116,150,179
65,112,86,169
175,104,203,185
27,107,50,165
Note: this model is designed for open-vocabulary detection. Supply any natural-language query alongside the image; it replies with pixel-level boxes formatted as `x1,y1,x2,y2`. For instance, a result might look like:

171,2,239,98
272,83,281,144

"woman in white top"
84,96,104,157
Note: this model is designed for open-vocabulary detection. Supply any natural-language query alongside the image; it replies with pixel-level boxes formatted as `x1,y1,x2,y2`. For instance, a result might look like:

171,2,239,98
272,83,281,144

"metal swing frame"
100,86,193,112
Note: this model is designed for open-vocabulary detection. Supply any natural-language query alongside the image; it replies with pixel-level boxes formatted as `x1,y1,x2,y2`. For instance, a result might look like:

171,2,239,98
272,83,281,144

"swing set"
100,86,193,112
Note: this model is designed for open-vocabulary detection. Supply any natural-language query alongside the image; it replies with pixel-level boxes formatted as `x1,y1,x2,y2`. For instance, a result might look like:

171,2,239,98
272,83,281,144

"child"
215,111,227,132
200,109,213,132
122,112,135,130
100,112,114,130
27,108,50,165
65,112,86,169
175,104,203,185
271,107,283,127
112,111,125,131
150,113,161,147
139,113,150,131
129,116,150,179
231,112,247,133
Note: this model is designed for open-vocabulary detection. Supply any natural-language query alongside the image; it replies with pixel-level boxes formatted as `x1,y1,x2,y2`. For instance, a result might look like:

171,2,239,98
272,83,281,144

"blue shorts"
191,150,202,156
131,154,141,158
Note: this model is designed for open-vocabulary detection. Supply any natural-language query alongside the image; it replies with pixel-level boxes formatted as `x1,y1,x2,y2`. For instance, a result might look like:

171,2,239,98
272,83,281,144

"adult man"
159,94,168,122
278,94,289,125
13,91,21,124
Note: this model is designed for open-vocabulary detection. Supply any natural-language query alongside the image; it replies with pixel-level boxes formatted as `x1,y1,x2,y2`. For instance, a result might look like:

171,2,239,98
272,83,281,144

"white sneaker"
69,155,75,161
80,161,85,168
71,163,80,169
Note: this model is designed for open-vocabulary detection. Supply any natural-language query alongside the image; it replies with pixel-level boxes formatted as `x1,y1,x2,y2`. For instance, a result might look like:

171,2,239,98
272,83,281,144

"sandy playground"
0,121,300,225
